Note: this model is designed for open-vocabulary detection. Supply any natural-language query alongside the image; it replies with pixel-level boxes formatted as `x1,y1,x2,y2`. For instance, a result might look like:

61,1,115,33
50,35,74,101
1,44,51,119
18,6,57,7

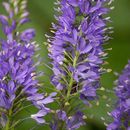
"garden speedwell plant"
1,0,127,130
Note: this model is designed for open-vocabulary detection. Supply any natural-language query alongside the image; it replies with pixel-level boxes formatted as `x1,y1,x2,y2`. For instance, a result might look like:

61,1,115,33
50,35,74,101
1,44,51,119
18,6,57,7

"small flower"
31,109,49,124
80,85,97,105
29,92,57,124
20,29,35,42
66,111,86,130
56,110,67,121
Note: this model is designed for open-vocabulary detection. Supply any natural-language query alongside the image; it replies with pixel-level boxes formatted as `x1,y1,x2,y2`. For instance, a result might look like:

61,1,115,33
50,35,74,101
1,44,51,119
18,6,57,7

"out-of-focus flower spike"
31,110,47,124
0,0,55,129
107,60,130,130
0,0,34,42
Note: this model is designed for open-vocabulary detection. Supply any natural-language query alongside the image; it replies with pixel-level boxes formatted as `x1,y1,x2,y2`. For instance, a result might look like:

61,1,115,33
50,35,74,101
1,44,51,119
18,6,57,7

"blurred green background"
0,0,130,130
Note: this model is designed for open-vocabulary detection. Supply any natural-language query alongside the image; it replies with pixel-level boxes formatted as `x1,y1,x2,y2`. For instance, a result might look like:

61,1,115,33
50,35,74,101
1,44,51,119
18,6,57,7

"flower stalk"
5,109,12,130
67,51,79,99
107,61,130,130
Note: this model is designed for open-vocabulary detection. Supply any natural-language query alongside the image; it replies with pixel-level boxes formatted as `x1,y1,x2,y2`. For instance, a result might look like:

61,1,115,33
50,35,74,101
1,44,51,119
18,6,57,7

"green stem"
58,51,79,130
5,108,13,130
59,121,65,130
66,51,79,99
5,120,10,130
66,73,73,99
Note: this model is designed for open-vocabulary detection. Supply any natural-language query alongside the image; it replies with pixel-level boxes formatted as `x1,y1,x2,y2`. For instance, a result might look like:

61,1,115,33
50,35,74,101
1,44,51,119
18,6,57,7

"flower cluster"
49,0,111,103
0,0,56,129
107,61,130,130
50,110,85,130
47,0,112,129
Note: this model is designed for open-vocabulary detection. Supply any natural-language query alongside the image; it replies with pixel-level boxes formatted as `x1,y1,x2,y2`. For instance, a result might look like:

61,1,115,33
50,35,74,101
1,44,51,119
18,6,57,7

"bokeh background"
0,0,130,130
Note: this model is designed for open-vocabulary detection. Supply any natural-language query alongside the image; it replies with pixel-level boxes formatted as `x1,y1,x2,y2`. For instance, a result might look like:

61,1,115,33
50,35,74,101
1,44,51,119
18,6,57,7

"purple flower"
51,110,85,130
66,111,86,130
80,85,97,105
31,109,49,124
20,29,35,42
56,110,67,121
29,92,57,124
50,122,58,130
107,61,130,130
